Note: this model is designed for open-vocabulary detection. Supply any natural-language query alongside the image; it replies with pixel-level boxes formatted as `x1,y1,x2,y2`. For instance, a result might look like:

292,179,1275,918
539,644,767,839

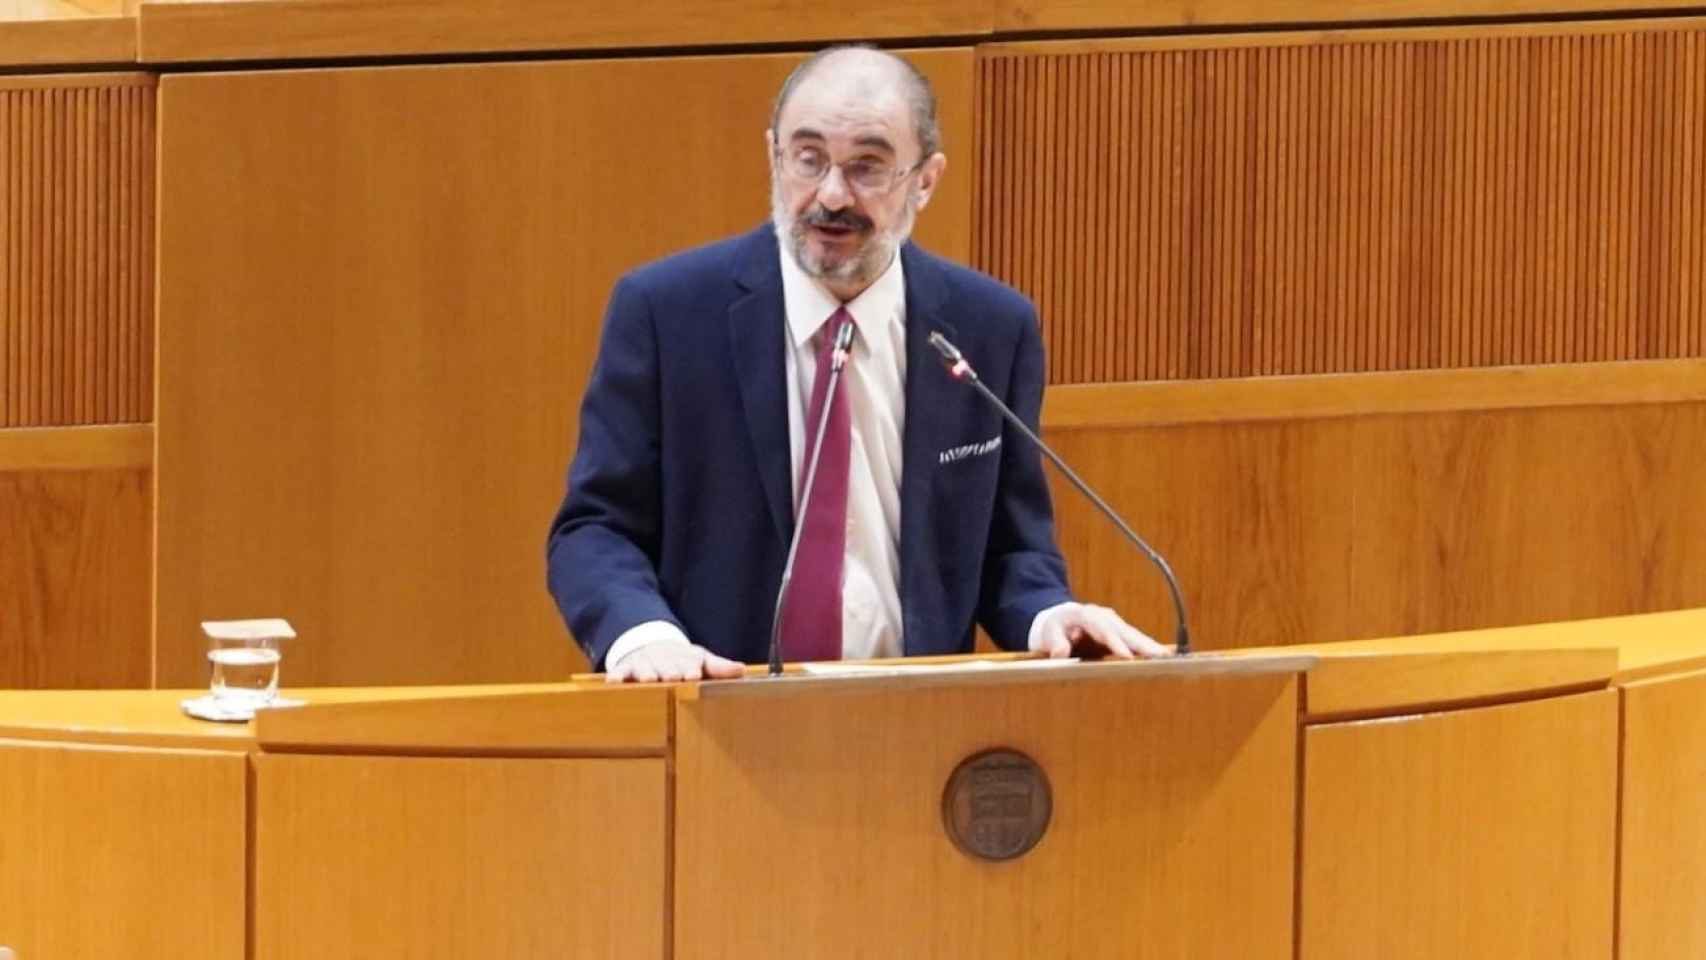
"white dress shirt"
603,246,1071,670
777,242,908,660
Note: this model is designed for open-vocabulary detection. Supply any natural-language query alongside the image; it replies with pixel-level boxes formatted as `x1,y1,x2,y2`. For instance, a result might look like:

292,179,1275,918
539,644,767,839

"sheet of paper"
799,658,1083,678
200,617,296,640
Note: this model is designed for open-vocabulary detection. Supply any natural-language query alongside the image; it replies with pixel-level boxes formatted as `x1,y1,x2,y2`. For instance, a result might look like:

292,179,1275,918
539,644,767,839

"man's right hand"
605,640,746,684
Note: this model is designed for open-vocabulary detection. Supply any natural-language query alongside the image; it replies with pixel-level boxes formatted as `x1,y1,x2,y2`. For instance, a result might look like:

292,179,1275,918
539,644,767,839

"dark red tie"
778,308,855,662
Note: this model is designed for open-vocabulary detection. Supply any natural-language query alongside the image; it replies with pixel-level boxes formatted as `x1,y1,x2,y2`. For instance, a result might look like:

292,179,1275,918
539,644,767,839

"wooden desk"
0,684,672,958
0,9,133,68
1619,664,1706,959
3,611,1705,959
0,690,246,958
1270,609,1706,960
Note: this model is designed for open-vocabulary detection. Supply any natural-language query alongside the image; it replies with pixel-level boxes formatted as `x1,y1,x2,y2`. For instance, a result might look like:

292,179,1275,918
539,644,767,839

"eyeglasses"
776,144,925,195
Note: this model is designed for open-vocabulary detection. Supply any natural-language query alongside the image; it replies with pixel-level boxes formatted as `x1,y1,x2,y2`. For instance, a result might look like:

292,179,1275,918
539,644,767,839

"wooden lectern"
12,611,1706,959
249,656,1312,958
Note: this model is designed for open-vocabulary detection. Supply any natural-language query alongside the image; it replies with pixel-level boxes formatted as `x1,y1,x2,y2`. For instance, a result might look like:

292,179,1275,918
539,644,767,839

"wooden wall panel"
254,753,667,960
1043,357,1706,426
0,74,153,427
1043,391,1706,650
1347,401,1706,639
0,15,135,67
155,51,976,687
0,462,151,688
138,0,990,63
119,0,1706,65
1005,0,1706,32
977,23,1706,384
1048,419,1357,650
0,739,246,959
1620,668,1706,960
1300,690,1617,959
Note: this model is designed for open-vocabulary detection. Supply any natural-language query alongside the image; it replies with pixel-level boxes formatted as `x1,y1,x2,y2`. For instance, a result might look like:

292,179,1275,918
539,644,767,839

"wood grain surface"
253,752,667,959
978,23,1706,384
0,681,643,751
1001,1,1706,39
1046,416,1357,650
137,0,990,62
1597,609,1706,682
0,73,153,426
154,51,974,687
1240,606,1706,687
1,0,134,14
675,672,1298,958
1300,689,1617,959
254,683,671,755
0,14,133,65
1618,667,1706,960
1043,398,1706,651
0,738,246,959
1298,646,1613,720
1348,402,1706,639
0,688,254,749
0,466,150,688
119,0,1706,64
0,423,151,470
1041,358,1706,428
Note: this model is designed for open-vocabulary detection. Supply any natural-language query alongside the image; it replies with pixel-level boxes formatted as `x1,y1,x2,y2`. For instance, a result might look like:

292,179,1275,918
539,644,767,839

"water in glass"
208,645,280,707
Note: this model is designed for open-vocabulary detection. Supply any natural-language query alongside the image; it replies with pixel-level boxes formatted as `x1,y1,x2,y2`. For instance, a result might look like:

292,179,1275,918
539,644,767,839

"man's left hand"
1032,602,1173,660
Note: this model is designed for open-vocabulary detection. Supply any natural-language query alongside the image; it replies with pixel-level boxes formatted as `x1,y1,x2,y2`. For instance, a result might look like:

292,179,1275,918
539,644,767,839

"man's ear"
912,152,948,211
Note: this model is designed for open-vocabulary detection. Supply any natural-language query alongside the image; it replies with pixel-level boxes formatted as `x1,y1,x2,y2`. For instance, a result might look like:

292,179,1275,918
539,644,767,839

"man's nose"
816,165,854,209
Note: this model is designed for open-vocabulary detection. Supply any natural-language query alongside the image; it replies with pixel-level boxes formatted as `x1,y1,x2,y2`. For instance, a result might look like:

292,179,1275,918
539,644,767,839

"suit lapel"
728,226,794,544
900,244,958,652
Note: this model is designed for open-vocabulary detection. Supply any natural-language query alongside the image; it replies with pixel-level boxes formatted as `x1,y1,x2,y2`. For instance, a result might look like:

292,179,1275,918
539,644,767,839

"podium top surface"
683,651,1317,701
0,681,634,752
0,14,135,69
1259,607,1706,684
3,608,1702,751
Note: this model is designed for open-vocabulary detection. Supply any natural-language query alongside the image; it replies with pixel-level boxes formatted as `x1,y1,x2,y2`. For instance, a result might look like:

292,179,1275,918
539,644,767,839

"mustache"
798,206,873,232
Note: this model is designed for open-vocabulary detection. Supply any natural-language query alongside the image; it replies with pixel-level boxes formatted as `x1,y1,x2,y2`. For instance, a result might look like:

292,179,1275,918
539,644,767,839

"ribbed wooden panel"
0,75,154,426
977,29,1706,384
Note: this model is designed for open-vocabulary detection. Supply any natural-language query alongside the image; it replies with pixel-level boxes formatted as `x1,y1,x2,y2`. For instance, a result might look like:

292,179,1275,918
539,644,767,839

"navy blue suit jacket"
547,224,1072,670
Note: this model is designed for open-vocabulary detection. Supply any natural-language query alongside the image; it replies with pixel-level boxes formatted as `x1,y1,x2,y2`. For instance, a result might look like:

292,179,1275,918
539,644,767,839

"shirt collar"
778,236,906,350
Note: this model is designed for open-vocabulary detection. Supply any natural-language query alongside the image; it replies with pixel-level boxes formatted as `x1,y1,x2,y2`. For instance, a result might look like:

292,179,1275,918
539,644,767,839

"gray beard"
770,177,917,290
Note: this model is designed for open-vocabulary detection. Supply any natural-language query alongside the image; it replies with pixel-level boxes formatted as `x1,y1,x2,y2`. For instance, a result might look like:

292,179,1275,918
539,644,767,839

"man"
548,45,1166,682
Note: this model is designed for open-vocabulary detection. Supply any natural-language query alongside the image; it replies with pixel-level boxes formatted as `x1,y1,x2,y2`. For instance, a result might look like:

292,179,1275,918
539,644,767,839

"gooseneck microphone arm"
926,332,1192,657
768,319,859,677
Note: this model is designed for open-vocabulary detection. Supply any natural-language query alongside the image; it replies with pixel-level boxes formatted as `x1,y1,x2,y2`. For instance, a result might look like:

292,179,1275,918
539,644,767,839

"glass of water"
201,619,294,709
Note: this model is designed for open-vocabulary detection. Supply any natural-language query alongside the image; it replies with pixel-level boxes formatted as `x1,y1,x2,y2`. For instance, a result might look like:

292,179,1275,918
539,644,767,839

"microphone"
926,331,1192,656
768,318,858,676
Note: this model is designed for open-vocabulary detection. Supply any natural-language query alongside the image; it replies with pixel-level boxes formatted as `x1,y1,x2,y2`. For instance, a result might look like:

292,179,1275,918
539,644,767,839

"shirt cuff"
1026,601,1082,652
605,620,691,671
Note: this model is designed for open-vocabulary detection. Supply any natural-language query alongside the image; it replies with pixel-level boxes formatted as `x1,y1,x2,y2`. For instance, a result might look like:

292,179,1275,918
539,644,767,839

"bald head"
771,45,942,161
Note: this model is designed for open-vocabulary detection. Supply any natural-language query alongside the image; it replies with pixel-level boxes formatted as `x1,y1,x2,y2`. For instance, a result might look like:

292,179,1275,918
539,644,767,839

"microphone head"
830,317,856,371
928,331,976,382
927,331,961,362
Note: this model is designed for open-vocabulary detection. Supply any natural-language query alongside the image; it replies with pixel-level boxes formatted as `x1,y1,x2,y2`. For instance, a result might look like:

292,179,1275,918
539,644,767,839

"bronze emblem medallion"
941,748,1052,862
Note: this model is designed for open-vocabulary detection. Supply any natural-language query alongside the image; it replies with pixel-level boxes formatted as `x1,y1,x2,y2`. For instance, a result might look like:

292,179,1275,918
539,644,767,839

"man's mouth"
801,209,872,240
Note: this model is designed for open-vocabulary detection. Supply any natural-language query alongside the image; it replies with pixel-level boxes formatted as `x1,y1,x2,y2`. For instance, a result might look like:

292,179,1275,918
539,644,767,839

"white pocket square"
938,435,1002,464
